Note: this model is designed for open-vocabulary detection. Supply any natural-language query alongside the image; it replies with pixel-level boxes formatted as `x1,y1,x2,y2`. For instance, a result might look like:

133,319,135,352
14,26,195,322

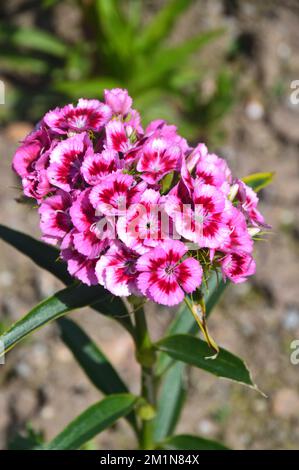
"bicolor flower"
136,240,203,306
236,180,265,227
220,252,256,284
105,120,135,154
82,149,119,185
117,189,166,254
12,87,268,303
44,99,111,134
136,137,182,184
96,242,140,296
47,132,91,192
90,172,146,216
195,153,231,195
220,202,253,255
39,190,72,246
165,184,229,249
61,248,98,286
12,127,50,178
70,188,112,258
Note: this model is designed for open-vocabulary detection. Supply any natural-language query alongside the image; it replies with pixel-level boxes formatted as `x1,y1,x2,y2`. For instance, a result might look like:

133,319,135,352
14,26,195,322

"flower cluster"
12,88,266,306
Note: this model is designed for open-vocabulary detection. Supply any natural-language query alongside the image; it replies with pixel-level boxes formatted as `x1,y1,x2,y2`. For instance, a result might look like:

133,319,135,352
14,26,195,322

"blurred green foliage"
0,0,235,141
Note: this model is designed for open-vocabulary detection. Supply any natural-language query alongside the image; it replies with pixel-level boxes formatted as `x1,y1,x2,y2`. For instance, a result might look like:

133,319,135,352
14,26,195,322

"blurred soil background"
1,0,299,450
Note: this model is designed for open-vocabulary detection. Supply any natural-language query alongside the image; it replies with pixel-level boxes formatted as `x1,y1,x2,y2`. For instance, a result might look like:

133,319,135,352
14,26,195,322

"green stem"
134,307,156,450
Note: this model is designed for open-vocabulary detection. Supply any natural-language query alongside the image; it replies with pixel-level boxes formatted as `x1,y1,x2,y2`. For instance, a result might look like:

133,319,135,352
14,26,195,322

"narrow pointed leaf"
0,224,72,284
57,317,128,395
153,362,186,442
137,0,193,52
0,283,109,356
57,318,138,431
0,25,68,57
155,335,256,388
161,434,229,450
0,224,134,334
242,172,274,192
156,274,227,375
133,29,224,91
44,394,138,450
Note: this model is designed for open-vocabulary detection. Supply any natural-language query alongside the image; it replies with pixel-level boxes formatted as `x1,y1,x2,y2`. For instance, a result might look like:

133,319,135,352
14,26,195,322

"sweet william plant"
0,88,273,450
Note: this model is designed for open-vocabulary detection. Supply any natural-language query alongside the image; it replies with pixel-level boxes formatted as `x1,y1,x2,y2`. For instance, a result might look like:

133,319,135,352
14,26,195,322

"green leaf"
0,54,48,75
57,317,138,432
0,224,72,285
137,0,193,52
153,362,186,442
0,224,134,334
0,25,68,57
54,78,121,99
156,274,227,375
57,317,128,395
0,283,109,357
132,29,224,92
242,172,274,192
95,0,134,62
161,434,229,450
44,394,138,450
155,334,257,389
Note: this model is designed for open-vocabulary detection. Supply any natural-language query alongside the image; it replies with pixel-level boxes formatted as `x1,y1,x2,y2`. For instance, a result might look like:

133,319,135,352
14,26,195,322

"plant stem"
134,307,156,450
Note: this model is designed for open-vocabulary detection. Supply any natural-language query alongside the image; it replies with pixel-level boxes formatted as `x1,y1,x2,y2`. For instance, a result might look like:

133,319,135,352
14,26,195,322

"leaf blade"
44,394,138,450
242,172,274,192
156,274,227,375
137,0,193,52
161,434,229,450
0,224,71,284
0,283,108,356
57,317,128,395
155,334,255,388
0,224,134,334
153,362,186,442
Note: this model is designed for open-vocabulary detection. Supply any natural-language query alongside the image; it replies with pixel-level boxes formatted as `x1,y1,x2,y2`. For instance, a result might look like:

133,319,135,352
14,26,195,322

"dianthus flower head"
12,88,268,308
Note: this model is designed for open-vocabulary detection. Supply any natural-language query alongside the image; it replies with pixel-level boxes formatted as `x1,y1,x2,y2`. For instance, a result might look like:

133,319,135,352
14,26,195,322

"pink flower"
90,172,146,216
117,189,166,254
22,154,52,201
44,99,111,134
105,120,134,154
47,132,91,192
39,190,72,246
12,126,55,201
186,143,208,173
70,189,112,258
136,240,203,306
145,120,189,154
11,88,267,302
236,180,265,226
104,88,133,115
136,137,182,184
220,252,256,284
165,184,229,249
82,149,119,185
220,202,253,255
12,127,50,178
195,152,231,195
96,242,140,296
61,248,98,285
